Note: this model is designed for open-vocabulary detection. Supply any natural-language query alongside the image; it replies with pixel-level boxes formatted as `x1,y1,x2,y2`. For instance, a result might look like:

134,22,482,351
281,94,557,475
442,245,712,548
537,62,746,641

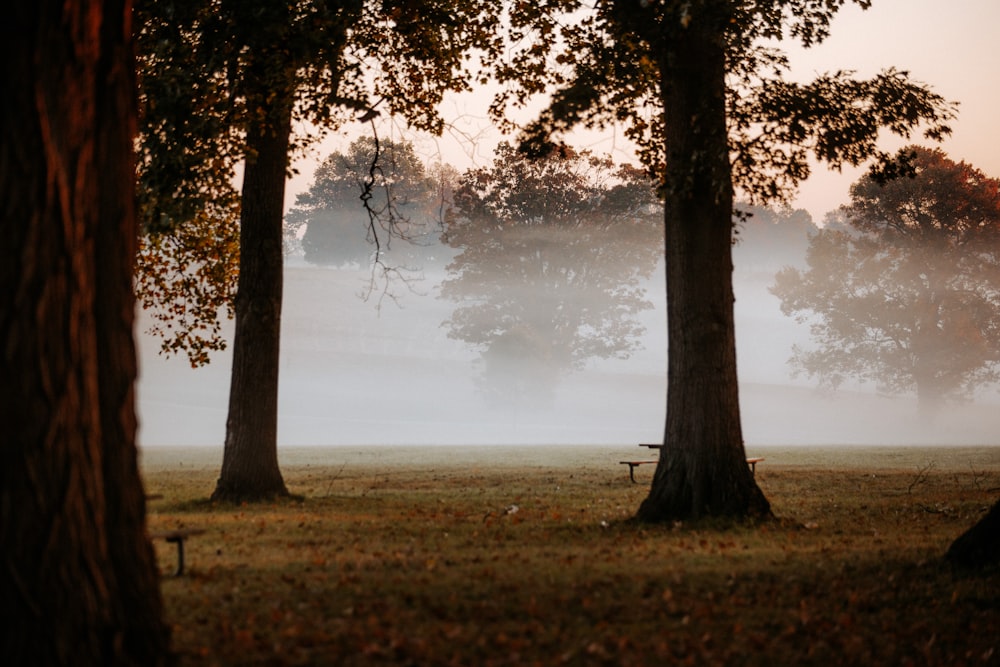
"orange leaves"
135,204,239,367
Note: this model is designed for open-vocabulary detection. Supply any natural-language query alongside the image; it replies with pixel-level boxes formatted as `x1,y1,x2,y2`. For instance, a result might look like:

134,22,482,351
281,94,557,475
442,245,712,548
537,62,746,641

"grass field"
141,445,1000,666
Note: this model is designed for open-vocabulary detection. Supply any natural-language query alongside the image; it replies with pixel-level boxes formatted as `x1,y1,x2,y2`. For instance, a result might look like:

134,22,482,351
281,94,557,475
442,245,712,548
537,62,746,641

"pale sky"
286,0,1000,225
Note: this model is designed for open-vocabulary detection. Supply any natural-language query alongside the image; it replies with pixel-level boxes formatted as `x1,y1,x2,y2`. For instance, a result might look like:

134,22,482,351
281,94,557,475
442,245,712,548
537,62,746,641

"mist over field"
135,252,1000,448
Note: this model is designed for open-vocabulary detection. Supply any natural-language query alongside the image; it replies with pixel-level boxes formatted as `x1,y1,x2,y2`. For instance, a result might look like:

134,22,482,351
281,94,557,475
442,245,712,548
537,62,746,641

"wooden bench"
619,460,658,483
146,493,205,576
622,447,766,482
150,528,205,576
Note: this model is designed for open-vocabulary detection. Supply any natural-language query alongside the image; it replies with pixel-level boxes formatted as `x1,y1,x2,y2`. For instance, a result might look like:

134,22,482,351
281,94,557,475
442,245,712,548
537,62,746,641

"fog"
135,252,1000,448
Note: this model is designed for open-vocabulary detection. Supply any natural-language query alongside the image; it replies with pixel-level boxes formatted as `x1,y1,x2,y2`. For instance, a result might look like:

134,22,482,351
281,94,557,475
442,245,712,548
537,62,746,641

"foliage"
135,200,240,367
733,204,817,275
135,0,365,229
439,142,661,406
771,147,1000,408
487,1,956,205
144,447,1000,665
134,0,364,365
135,0,498,362
287,137,439,267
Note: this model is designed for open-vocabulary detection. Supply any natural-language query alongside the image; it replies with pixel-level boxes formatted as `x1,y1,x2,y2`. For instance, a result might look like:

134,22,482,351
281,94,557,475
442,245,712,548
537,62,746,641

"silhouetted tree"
440,142,661,406
288,137,438,268
490,0,956,521
1,1,170,662
772,147,1000,414
136,0,497,501
946,499,1000,570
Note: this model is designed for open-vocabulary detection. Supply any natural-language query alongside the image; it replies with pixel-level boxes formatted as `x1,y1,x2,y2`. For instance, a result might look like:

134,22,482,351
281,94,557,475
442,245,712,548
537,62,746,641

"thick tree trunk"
0,1,171,664
637,2,772,522
212,86,293,502
945,499,1000,569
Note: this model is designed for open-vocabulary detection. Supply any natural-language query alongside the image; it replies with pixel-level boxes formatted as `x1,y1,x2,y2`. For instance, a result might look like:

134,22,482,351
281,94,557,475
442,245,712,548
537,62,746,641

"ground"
141,444,1000,666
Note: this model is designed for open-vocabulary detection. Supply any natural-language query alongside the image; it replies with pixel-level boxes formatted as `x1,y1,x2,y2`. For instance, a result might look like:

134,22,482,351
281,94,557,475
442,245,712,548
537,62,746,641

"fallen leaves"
149,458,1000,666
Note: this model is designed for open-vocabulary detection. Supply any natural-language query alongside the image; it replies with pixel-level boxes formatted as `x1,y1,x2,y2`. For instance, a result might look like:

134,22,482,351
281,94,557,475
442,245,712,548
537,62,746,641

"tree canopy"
733,204,817,275
488,1,955,203
440,142,661,406
287,136,440,268
772,146,1000,412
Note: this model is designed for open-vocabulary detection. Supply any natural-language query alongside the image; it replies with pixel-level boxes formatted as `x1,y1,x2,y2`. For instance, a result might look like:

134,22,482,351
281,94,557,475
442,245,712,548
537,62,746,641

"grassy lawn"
142,446,1000,666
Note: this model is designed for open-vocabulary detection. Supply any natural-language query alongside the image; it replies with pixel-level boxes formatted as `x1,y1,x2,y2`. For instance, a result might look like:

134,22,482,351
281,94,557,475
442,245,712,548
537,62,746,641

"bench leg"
165,535,187,576
627,463,638,483
748,461,757,477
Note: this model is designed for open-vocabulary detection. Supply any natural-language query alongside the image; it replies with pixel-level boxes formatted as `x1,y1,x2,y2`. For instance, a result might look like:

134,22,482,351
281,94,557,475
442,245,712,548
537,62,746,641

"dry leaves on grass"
147,453,1000,665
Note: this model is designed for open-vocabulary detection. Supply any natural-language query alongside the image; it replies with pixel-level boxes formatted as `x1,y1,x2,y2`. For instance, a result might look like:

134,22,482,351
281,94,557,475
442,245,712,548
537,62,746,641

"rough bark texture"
212,80,293,502
637,2,772,522
945,499,1000,570
0,1,172,664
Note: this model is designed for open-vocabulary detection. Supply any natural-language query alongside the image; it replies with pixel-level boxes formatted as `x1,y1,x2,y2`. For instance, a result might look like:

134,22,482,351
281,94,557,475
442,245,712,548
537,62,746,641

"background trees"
772,146,1000,413
733,204,817,276
287,137,439,268
1,1,170,662
440,143,661,406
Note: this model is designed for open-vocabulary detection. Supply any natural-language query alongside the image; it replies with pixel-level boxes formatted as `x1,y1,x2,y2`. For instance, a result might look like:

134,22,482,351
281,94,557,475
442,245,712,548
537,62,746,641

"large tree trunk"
212,80,293,502
0,1,171,664
637,2,772,522
945,499,1000,569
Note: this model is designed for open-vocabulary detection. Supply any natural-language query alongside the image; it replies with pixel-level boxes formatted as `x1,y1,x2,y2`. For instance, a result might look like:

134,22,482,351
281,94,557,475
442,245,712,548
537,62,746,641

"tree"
488,1,955,521
1,1,171,663
733,204,817,276
946,499,1000,570
772,147,1000,414
136,0,497,501
440,142,662,406
288,136,436,268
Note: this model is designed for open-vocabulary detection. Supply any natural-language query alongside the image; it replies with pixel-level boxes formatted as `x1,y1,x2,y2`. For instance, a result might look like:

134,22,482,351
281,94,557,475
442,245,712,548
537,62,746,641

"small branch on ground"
907,462,935,495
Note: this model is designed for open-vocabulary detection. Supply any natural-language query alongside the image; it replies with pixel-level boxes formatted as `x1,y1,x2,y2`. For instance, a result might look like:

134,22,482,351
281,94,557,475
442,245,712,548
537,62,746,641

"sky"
285,0,1000,226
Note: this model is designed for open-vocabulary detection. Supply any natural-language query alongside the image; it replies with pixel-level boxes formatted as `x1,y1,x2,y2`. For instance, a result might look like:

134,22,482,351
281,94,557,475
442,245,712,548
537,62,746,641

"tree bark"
945,499,1000,570
212,76,293,502
637,2,772,522
0,1,171,664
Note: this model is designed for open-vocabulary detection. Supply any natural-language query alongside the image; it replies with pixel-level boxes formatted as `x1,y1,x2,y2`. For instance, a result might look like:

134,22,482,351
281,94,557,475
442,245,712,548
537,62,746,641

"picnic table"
147,494,204,576
620,444,764,482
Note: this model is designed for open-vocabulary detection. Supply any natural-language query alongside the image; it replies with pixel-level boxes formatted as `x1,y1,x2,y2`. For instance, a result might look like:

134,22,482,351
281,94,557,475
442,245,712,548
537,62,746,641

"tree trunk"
637,2,772,522
945,499,1000,569
0,1,171,664
212,80,293,502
